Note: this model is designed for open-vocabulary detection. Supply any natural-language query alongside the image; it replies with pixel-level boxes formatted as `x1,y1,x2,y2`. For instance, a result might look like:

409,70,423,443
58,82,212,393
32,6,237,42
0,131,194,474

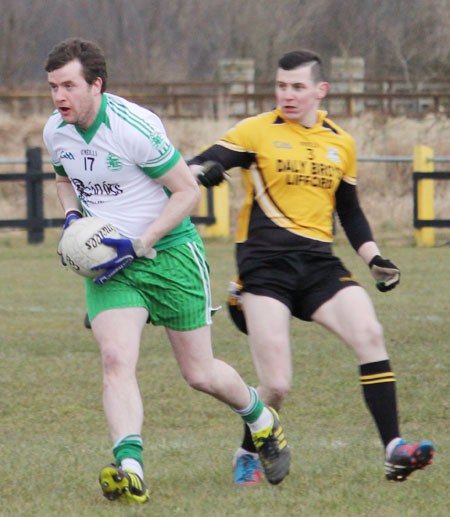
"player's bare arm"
139,158,201,249
55,174,82,215
358,241,382,265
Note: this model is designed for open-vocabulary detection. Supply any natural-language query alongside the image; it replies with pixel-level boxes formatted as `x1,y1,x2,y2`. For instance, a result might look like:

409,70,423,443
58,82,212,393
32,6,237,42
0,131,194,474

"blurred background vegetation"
1,0,450,87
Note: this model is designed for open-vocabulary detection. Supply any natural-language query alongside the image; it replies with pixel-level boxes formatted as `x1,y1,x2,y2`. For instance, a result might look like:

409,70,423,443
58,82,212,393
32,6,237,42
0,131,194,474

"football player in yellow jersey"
189,50,434,485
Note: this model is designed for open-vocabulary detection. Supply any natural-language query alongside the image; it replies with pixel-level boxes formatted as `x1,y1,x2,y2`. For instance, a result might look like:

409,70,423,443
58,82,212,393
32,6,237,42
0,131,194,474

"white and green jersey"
43,93,197,250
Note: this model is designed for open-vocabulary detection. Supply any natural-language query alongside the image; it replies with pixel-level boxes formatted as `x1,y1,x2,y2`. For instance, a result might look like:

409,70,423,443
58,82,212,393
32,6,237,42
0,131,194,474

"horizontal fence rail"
1,148,450,244
1,78,450,118
0,148,216,243
413,172,450,228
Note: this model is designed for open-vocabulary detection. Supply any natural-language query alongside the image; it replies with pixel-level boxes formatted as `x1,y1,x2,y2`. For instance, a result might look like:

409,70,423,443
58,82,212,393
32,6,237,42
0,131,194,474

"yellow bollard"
196,181,230,238
413,145,435,247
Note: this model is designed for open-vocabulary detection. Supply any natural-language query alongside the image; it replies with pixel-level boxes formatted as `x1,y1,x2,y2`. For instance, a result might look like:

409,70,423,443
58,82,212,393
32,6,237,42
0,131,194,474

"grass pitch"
0,231,448,516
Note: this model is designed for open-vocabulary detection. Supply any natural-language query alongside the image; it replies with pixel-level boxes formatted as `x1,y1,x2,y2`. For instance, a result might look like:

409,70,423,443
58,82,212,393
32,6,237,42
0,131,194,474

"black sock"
360,360,400,447
241,422,257,453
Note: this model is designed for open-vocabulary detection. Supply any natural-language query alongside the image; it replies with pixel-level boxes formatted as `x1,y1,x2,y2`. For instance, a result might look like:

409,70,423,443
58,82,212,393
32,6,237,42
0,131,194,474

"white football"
60,217,121,278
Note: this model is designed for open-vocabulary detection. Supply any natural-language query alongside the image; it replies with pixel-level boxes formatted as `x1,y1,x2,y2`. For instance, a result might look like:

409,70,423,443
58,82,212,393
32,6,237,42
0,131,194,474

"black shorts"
239,251,359,321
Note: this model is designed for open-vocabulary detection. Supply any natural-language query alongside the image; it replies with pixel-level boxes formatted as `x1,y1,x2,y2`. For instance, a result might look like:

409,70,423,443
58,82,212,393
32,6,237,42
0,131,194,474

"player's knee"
261,380,291,408
101,345,134,378
354,319,386,360
364,319,384,347
187,377,215,395
182,370,215,394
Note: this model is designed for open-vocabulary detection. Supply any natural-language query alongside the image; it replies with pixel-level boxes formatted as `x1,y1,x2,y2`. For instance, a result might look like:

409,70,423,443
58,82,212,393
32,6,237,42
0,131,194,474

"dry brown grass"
1,112,449,244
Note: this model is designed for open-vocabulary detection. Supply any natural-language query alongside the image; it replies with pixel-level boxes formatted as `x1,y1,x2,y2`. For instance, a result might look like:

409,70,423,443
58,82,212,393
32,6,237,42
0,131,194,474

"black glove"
369,255,400,292
197,161,228,187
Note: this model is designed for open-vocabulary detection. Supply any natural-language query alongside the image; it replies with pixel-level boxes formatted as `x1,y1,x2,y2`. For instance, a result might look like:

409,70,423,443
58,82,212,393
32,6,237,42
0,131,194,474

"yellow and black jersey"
189,109,372,262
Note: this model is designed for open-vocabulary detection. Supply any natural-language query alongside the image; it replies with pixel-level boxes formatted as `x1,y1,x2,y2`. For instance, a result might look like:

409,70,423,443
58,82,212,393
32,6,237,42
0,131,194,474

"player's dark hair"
45,38,107,93
278,50,325,83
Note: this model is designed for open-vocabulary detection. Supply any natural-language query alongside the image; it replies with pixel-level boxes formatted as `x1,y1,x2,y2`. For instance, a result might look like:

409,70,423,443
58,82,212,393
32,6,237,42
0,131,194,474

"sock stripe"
361,379,395,386
232,386,264,424
113,434,144,467
233,386,258,416
113,434,143,449
360,372,395,385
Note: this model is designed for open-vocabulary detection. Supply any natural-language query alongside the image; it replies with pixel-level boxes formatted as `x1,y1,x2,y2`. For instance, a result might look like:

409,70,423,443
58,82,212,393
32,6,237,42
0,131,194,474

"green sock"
112,434,144,467
232,386,264,424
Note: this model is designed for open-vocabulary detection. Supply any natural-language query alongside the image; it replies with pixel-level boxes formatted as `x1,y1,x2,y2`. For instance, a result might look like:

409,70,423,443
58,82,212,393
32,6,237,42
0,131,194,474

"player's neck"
77,95,103,131
299,110,319,129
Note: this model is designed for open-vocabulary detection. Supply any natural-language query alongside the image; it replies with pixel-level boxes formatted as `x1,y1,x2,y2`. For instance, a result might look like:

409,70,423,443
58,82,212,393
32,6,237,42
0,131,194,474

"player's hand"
197,161,229,187
57,211,82,266
92,237,156,285
369,255,400,292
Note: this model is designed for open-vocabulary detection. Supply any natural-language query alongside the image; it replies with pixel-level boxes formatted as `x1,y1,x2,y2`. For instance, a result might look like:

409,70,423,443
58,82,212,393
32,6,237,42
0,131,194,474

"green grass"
0,230,449,516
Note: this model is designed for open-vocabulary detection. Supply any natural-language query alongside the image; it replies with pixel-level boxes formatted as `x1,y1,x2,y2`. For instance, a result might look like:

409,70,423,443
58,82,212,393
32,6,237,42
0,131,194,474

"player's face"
48,59,102,130
275,64,328,127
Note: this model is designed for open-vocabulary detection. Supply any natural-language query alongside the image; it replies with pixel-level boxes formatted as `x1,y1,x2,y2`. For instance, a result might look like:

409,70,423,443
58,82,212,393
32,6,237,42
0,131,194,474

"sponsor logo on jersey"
326,147,341,163
72,178,123,202
59,150,75,160
276,158,341,190
106,153,123,171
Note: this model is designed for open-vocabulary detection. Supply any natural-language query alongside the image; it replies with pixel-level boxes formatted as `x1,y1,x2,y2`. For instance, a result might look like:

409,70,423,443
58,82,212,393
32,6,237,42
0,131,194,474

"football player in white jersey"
43,38,290,503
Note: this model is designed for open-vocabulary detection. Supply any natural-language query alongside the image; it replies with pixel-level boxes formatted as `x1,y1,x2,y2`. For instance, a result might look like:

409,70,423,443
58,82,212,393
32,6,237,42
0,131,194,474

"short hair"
278,50,325,83
45,38,107,93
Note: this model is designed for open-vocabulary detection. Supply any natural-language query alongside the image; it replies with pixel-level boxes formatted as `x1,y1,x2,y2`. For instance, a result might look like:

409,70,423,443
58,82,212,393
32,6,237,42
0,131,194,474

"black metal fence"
0,147,216,244
413,171,450,229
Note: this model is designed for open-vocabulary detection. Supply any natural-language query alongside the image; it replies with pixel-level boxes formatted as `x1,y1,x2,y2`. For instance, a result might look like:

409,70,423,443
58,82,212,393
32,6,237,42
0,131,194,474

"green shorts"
85,237,213,330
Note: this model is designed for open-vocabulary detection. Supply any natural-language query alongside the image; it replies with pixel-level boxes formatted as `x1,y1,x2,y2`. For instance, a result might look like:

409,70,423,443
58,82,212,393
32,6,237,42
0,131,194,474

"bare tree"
1,0,449,87
0,0,56,87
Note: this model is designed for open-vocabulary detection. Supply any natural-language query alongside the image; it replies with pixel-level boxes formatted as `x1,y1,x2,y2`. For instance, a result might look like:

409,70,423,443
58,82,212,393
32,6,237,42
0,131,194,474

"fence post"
204,181,229,238
413,145,435,247
197,182,230,238
26,146,45,244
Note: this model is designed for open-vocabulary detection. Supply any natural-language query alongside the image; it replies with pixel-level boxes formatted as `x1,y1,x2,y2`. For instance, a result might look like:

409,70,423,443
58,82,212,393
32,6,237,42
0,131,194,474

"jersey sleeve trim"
53,164,67,176
141,149,181,178
342,176,357,186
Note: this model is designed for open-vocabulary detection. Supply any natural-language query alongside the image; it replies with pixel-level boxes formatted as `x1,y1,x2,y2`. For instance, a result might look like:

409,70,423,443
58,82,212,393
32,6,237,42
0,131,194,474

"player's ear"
92,77,103,94
316,81,329,100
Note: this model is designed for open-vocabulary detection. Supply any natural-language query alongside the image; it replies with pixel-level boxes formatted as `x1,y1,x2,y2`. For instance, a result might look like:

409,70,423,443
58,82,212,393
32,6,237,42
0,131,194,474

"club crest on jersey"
326,147,341,164
106,153,123,171
150,131,171,157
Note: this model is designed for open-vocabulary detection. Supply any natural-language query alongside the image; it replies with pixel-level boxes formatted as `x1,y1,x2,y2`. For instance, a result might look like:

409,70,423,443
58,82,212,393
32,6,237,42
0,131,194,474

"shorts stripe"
187,241,212,325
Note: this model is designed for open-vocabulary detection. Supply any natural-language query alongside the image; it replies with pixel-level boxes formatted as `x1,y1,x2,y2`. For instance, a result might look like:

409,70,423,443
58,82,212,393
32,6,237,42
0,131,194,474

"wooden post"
414,145,435,246
197,182,230,238
26,147,45,244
